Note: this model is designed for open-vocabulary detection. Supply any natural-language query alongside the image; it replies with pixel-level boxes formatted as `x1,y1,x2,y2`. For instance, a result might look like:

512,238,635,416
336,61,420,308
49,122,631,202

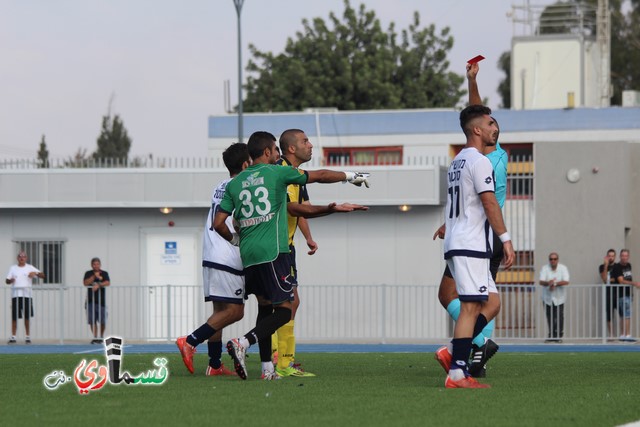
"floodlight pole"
233,0,245,143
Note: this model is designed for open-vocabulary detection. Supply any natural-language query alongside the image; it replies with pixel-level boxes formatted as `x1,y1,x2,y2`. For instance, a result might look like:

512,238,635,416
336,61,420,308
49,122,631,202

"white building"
2,106,639,343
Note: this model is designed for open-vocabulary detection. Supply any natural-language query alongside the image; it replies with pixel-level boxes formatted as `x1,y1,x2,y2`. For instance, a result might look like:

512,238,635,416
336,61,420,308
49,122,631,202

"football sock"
271,330,278,360
207,340,222,369
261,361,274,373
239,337,250,349
450,337,473,374
277,320,295,370
472,319,495,348
252,304,274,355
257,304,273,324
187,323,216,347
246,306,292,345
472,314,488,341
446,298,461,321
258,333,272,362
288,319,296,365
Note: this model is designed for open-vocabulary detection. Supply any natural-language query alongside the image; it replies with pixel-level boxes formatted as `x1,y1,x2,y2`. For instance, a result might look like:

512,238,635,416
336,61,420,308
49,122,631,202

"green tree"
496,51,511,109
37,135,49,168
94,101,132,164
610,0,640,104
243,0,463,112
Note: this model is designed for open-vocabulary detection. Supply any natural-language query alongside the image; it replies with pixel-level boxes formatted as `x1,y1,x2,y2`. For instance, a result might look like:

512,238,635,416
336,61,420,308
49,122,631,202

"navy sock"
207,340,222,369
472,314,488,343
187,323,216,347
451,337,473,372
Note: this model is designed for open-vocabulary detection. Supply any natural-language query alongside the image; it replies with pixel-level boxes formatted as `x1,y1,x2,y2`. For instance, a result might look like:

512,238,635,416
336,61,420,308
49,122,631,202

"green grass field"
2,352,639,427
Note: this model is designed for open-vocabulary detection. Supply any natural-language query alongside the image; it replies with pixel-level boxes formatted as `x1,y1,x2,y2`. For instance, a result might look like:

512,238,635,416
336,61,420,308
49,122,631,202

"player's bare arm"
467,62,482,105
617,275,640,288
213,211,233,242
297,215,318,255
306,170,370,187
287,202,369,218
600,257,610,283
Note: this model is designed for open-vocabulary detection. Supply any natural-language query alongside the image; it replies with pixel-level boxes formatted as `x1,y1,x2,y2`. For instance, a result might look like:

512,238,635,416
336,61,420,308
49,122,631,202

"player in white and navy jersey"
440,104,514,389
175,143,251,377
433,62,509,380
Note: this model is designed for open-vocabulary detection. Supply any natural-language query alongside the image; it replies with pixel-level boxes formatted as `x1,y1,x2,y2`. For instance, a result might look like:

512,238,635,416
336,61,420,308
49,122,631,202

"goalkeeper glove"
344,172,370,188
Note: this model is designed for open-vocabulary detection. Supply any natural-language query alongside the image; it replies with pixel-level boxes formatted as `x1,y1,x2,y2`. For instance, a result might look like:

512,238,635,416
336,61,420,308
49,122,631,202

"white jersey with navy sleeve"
444,147,496,260
202,178,244,275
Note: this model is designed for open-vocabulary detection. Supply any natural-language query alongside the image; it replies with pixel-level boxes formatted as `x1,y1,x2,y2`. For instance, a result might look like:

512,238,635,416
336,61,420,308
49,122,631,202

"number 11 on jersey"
448,185,460,218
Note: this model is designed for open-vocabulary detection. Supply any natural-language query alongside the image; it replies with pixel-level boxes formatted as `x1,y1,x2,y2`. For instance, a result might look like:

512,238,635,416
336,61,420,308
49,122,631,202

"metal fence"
0,155,450,170
2,284,638,345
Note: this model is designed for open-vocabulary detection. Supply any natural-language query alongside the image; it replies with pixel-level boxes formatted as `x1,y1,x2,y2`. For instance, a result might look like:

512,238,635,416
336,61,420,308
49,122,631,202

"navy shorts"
245,253,295,304
11,297,33,320
87,302,107,325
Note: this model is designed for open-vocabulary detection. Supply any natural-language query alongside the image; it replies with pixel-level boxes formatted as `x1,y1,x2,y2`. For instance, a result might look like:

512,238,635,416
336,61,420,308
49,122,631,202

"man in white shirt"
5,251,45,344
539,252,570,343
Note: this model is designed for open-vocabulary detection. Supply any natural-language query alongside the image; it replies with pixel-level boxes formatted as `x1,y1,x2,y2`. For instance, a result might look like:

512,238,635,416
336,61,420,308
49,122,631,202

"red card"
467,55,485,64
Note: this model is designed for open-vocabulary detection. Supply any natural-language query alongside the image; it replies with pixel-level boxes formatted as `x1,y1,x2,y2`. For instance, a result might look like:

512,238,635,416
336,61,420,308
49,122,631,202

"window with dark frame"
15,240,64,285
323,146,402,166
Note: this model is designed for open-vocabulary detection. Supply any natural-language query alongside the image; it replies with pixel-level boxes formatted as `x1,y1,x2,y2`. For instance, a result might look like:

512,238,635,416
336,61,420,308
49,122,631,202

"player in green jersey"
214,130,369,380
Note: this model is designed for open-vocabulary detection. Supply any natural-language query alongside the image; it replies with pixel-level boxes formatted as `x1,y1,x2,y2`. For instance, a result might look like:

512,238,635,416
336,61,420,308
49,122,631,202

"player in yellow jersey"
272,128,318,377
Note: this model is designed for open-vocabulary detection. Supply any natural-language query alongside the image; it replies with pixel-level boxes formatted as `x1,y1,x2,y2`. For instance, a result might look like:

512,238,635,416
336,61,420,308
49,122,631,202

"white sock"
239,337,250,349
261,361,274,373
448,368,465,381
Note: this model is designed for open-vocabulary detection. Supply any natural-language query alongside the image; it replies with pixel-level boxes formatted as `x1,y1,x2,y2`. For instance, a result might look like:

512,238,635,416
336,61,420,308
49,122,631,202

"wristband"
499,232,511,243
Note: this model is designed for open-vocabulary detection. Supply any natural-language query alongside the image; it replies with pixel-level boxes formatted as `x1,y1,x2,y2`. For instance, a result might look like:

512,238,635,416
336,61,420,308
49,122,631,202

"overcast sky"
0,0,555,159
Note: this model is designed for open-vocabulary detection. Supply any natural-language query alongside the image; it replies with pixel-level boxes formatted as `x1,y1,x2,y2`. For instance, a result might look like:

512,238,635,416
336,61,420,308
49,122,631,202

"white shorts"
446,256,496,301
203,267,245,304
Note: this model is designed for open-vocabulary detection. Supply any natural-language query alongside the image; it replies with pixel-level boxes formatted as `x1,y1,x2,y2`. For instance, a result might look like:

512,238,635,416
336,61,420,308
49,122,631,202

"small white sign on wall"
162,241,180,264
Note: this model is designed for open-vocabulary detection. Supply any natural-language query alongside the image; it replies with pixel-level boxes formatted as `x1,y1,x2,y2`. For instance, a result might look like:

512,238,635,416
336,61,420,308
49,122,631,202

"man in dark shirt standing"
611,249,640,341
599,249,617,339
83,257,110,344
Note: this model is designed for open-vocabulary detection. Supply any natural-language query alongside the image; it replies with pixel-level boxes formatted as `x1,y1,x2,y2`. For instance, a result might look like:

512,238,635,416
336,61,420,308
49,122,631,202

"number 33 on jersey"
219,164,308,267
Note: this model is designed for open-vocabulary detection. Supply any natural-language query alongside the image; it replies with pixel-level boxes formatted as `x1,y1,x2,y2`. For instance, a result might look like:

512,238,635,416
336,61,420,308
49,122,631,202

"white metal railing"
1,284,637,344
0,157,227,170
0,156,450,170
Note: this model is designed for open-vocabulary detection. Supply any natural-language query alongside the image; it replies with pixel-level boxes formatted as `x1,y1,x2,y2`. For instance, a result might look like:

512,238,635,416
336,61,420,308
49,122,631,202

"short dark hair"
279,129,304,153
91,257,101,264
222,143,249,175
460,104,492,136
607,248,616,254
247,131,276,160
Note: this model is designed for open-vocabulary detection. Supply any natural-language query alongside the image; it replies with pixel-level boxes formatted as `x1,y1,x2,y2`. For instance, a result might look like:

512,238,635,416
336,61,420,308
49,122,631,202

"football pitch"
1,349,639,427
